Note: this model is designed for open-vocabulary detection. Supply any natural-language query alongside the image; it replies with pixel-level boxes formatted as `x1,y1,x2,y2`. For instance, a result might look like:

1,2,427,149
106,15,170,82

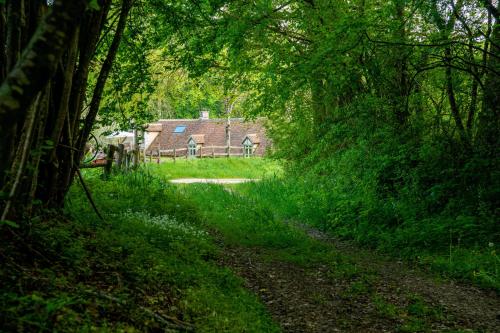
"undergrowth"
0,170,278,332
173,179,480,332
236,173,499,291
179,183,341,267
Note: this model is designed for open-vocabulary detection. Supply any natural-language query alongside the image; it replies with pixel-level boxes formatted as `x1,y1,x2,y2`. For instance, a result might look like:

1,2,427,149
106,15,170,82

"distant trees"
154,0,499,236
157,0,499,155
2,0,498,223
0,0,133,220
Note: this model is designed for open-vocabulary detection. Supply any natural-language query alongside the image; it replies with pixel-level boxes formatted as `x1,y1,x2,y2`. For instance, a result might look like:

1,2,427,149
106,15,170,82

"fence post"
132,149,139,168
212,146,215,158
104,144,116,178
116,144,125,169
173,147,176,163
199,146,202,158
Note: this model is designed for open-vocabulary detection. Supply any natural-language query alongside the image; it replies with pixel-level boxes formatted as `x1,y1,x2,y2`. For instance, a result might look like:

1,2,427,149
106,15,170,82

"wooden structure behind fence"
146,145,250,162
80,143,253,175
80,144,138,176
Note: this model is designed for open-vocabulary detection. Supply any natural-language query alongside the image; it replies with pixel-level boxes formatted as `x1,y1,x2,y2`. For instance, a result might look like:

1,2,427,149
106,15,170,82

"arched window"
188,139,197,157
243,138,253,157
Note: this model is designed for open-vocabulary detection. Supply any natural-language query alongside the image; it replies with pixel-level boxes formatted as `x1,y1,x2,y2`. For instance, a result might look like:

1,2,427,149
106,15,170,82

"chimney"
200,110,209,120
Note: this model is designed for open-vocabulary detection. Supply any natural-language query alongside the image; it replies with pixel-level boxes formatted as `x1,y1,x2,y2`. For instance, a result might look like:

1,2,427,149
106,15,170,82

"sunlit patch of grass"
145,157,282,180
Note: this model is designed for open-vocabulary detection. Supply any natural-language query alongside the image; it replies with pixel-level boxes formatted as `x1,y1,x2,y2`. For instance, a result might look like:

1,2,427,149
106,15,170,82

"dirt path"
218,226,500,332
170,178,259,184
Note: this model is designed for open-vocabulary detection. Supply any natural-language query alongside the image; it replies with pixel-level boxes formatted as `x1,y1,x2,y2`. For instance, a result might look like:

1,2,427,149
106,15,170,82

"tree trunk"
391,0,410,126
48,0,134,206
6,0,25,71
0,4,7,82
0,0,87,196
477,7,500,151
444,47,469,145
0,92,40,220
56,1,113,207
310,78,329,137
75,0,134,169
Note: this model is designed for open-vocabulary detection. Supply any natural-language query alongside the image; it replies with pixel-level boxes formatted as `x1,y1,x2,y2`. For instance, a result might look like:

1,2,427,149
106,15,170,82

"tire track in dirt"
217,229,500,333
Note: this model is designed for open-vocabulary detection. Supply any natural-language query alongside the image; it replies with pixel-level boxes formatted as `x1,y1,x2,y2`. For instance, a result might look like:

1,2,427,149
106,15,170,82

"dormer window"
188,138,197,157
243,138,253,157
242,134,259,158
187,135,204,158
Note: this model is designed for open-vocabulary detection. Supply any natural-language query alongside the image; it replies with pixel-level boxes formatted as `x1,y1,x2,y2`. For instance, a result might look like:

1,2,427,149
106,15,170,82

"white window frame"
243,138,253,157
188,139,197,157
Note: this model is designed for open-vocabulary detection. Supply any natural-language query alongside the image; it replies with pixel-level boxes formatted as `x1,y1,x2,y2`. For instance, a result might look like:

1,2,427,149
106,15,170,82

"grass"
179,183,336,264
0,169,279,332
145,157,282,179
232,178,500,291
147,158,499,291
2,158,496,331
372,293,452,333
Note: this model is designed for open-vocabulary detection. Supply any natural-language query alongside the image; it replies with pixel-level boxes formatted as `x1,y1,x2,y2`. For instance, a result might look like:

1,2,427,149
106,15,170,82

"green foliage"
93,0,159,133
0,171,278,332
0,219,19,228
234,138,500,290
373,294,448,333
88,0,100,11
149,1,499,295
175,180,351,270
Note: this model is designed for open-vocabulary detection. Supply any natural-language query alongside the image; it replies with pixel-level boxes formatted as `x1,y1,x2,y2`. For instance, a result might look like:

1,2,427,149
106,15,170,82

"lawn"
145,157,283,179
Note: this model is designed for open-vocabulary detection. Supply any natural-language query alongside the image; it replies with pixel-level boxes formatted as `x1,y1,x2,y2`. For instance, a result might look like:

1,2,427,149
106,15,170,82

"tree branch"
479,0,499,21
364,31,500,61
76,0,134,160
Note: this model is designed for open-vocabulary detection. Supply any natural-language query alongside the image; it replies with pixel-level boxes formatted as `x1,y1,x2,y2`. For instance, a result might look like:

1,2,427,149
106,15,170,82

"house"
144,111,269,158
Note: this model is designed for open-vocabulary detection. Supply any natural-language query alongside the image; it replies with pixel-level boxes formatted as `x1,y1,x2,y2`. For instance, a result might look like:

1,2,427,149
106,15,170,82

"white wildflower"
120,211,207,239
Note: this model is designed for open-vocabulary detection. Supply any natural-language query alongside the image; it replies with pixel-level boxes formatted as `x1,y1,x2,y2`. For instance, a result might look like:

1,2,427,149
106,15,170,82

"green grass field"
145,157,283,179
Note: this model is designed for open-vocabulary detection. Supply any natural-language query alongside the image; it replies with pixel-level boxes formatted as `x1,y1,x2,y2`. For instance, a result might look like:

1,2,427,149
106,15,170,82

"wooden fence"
146,145,251,162
80,143,255,174
80,143,140,176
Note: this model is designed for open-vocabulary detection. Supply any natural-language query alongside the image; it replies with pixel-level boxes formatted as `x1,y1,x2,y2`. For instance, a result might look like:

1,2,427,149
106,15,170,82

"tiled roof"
189,134,205,144
146,118,269,155
243,134,260,144
146,123,163,132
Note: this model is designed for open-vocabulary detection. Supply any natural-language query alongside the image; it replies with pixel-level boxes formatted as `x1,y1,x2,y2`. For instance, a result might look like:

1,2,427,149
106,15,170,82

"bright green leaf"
89,0,100,10
0,220,19,228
